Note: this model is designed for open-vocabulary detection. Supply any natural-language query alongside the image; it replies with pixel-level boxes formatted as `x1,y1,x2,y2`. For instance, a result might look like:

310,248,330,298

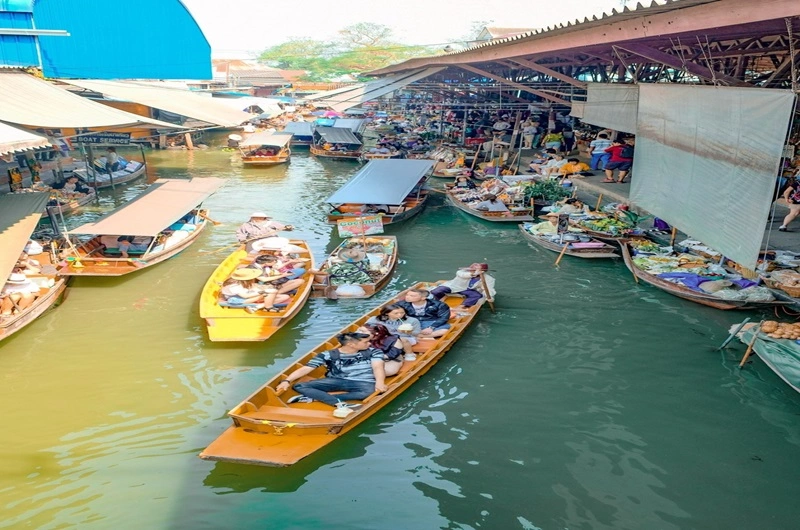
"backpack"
621,145,635,159
325,348,374,377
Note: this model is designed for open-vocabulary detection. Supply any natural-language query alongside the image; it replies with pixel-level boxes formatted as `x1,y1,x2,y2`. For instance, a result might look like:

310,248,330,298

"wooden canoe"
73,163,147,189
199,239,315,342
620,240,787,310
310,146,362,160
327,191,428,226
0,248,67,343
311,236,397,299
241,148,291,166
446,190,534,222
57,211,209,277
361,151,402,160
199,282,486,466
518,224,618,258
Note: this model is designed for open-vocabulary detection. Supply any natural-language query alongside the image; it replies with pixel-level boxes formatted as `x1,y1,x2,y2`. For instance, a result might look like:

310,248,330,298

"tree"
338,23,393,49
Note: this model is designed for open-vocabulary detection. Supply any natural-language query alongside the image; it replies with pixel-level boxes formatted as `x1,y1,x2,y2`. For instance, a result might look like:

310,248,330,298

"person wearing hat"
1,272,40,317
220,268,285,312
525,212,562,235
327,247,371,287
430,263,496,310
235,212,293,245
249,254,305,296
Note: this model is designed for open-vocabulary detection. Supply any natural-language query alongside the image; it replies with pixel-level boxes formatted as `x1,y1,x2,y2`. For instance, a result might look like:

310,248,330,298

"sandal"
601,179,615,183
617,180,626,184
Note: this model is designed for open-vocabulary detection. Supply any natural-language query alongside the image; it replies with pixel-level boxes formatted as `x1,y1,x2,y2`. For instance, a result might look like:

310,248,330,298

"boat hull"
311,236,397,299
310,146,361,160
518,224,618,258
327,193,428,226
0,279,66,342
74,164,147,189
446,190,534,222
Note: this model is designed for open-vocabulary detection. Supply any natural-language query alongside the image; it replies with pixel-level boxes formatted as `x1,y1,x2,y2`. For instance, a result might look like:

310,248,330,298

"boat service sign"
337,215,384,238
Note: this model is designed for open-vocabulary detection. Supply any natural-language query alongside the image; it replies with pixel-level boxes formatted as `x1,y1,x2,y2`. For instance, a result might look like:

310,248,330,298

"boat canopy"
0,192,49,285
0,122,51,156
59,79,252,128
326,160,433,205
314,127,361,145
331,118,365,133
69,178,224,237
240,132,292,148
283,121,314,137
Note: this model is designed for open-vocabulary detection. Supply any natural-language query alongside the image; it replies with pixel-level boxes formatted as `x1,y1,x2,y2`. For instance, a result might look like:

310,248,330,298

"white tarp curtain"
0,72,181,129
0,121,51,156
61,79,252,127
569,100,585,119
581,83,639,133
630,84,796,269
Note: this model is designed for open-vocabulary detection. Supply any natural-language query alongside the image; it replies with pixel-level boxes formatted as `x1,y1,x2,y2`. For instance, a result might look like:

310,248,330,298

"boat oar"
200,240,243,255
554,241,570,267
739,320,763,369
199,212,222,226
478,271,495,313
717,317,751,351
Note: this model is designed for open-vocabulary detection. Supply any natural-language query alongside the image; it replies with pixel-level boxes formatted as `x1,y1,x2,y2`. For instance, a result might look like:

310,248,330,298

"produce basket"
761,275,800,298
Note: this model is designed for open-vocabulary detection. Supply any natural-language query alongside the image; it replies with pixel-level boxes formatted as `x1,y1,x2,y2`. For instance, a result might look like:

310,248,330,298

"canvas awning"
328,67,445,112
240,132,292,148
0,192,50,286
0,122,51,156
332,118,365,133
0,72,182,129
315,127,361,145
283,121,314,137
326,160,433,205
60,79,253,128
69,178,224,237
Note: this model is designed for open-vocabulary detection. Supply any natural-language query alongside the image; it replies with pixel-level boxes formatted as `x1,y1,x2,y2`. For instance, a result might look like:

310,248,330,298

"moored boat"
73,159,146,189
735,322,800,393
311,236,397,299
56,178,223,277
0,192,67,342
239,132,292,166
518,224,618,258
445,189,534,222
310,126,362,160
199,281,486,466
282,121,314,148
199,238,315,342
326,159,433,226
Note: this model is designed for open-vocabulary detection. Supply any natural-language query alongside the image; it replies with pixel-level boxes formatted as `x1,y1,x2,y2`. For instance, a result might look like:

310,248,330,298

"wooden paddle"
554,240,570,267
739,320,764,369
199,212,222,226
478,271,495,313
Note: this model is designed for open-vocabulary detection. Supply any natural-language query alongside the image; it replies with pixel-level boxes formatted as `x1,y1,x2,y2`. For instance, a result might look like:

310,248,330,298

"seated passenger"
116,236,151,258
359,323,405,376
555,198,589,215
250,254,305,295
430,263,496,311
397,288,452,339
52,175,90,195
559,158,591,177
526,212,561,235
366,304,421,356
278,332,387,412
1,272,40,317
16,252,40,274
220,268,269,312
473,194,510,214
454,175,476,189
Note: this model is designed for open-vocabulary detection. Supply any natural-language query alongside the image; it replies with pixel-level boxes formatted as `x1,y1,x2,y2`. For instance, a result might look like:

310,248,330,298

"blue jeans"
293,377,375,406
287,267,305,279
590,153,610,170
430,285,482,307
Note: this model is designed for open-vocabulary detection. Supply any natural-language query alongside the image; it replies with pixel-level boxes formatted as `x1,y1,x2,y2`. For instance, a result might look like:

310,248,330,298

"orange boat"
199,281,486,466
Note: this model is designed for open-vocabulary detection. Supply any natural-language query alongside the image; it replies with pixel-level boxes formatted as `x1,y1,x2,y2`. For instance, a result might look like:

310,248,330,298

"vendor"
52,176,90,195
526,212,561,234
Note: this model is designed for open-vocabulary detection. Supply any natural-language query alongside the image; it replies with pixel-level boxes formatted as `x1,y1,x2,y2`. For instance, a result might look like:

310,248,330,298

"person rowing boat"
236,212,294,250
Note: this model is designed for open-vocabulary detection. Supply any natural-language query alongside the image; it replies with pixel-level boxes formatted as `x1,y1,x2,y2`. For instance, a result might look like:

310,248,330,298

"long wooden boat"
199,239,315,342
619,240,787,310
310,126,363,160
73,161,146,189
311,236,397,299
199,281,486,466
327,191,428,226
361,150,401,161
47,189,96,216
445,189,535,222
57,178,223,277
735,323,800,394
310,145,362,160
569,219,644,242
518,224,618,258
240,132,292,166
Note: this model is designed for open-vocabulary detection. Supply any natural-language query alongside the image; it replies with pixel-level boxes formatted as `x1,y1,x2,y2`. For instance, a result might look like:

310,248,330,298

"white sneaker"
404,353,417,361
332,402,360,418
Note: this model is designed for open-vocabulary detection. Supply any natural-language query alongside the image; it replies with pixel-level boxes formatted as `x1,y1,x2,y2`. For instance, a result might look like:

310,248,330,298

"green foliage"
522,180,572,202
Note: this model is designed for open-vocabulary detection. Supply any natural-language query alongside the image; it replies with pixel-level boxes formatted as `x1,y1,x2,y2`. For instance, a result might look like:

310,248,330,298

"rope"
787,17,798,93
696,35,720,86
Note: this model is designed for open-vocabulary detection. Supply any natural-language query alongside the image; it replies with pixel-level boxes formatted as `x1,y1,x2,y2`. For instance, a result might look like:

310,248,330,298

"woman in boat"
15,252,40,275
52,175,91,196
431,263,496,311
250,254,306,295
366,304,421,356
220,268,284,313
359,323,406,376
329,248,372,286
526,212,561,235
473,194,510,214
1,272,40,317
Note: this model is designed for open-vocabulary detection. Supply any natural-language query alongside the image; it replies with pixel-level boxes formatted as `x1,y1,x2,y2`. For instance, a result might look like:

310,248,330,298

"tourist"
473,194,510,214
52,176,90,195
430,263,495,311
454,175,477,189
397,288,452,338
279,332,386,411
780,179,800,231
366,304,421,354
541,129,564,152
492,116,511,133
602,140,634,183
105,147,120,174
587,133,613,170
562,126,576,153
522,121,536,149
116,236,151,258
541,153,568,178
250,254,305,294
235,212,293,243
559,158,592,177
1,272,40,317
360,323,406,376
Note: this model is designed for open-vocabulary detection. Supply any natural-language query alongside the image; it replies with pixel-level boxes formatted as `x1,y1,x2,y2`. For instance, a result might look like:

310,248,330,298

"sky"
181,0,630,58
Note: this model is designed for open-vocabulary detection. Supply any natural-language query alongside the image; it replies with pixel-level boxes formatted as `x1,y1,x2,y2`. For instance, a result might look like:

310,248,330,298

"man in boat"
430,263,495,311
278,332,387,411
397,288,452,339
52,175,91,197
1,272,40,317
105,147,120,174
235,212,294,244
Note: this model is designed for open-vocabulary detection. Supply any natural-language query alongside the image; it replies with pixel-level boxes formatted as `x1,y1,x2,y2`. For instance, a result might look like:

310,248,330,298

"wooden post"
738,321,763,368
478,272,495,313
185,133,194,150
594,193,603,212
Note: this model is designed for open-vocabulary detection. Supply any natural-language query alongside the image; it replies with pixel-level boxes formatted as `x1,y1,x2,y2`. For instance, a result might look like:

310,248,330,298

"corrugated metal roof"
0,121,51,155
283,121,314,137
0,192,49,287
69,178,224,237
331,118,365,133
326,160,433,205
240,132,292,148
60,79,251,128
0,1,33,12
314,127,361,145
0,72,182,129
0,10,37,68
329,67,445,112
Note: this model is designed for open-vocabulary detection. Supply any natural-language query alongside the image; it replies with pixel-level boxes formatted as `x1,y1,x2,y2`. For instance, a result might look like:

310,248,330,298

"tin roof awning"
60,79,253,127
0,192,50,286
283,121,314,136
326,160,433,205
0,122,51,156
0,72,182,129
69,178,224,237
315,127,361,145
331,118,365,132
327,68,445,112
240,132,292,148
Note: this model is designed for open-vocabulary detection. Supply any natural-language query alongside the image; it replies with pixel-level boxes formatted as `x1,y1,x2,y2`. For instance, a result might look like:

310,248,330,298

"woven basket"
763,276,800,298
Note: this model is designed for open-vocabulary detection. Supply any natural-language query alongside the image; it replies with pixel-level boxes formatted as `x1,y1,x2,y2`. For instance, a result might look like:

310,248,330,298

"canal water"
1,145,799,529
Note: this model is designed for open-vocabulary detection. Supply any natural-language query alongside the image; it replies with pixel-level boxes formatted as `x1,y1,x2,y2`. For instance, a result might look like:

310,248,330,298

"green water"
2,146,800,530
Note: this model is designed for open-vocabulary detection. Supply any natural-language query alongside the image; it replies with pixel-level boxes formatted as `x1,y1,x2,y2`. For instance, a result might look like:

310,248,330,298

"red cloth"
605,145,632,162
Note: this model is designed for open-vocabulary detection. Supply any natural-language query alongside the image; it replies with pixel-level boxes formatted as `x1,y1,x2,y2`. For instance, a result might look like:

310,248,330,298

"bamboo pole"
717,318,751,351
594,193,603,212
555,241,570,267
738,321,763,368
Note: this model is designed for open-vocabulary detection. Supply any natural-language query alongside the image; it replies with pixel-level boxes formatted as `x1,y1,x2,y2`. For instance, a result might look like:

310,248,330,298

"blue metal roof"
32,0,211,79
0,0,33,12
0,10,36,67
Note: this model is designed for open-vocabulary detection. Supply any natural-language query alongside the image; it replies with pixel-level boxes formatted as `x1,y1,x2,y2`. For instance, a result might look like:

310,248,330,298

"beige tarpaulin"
0,192,50,286
61,79,252,127
328,68,445,112
240,132,292,148
69,178,224,237
0,122,51,156
0,72,182,129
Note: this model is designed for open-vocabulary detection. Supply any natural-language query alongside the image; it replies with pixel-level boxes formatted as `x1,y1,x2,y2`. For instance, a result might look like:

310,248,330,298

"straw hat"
544,212,561,218
340,248,366,262
250,212,271,219
230,268,261,281
6,272,27,284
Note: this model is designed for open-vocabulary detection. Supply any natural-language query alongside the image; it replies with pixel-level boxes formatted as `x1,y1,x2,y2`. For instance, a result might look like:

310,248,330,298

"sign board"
336,215,384,238
557,214,570,234
75,132,132,145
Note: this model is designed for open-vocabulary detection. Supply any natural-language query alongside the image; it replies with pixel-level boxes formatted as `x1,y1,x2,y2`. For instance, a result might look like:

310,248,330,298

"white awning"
240,132,292,148
581,83,639,134
60,79,253,128
0,72,182,129
328,68,445,112
0,121,51,156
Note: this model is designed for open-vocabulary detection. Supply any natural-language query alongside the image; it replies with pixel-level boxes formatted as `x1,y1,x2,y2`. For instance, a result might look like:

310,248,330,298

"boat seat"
102,248,147,257
240,406,334,421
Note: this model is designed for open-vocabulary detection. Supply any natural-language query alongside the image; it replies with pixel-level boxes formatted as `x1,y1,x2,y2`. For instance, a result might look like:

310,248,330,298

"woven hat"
250,212,271,219
6,272,27,284
230,268,261,281
340,248,366,262
544,212,561,218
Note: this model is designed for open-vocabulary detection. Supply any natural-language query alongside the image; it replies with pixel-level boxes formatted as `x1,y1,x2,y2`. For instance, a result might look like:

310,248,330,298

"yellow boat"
199,281,486,466
199,239,315,342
